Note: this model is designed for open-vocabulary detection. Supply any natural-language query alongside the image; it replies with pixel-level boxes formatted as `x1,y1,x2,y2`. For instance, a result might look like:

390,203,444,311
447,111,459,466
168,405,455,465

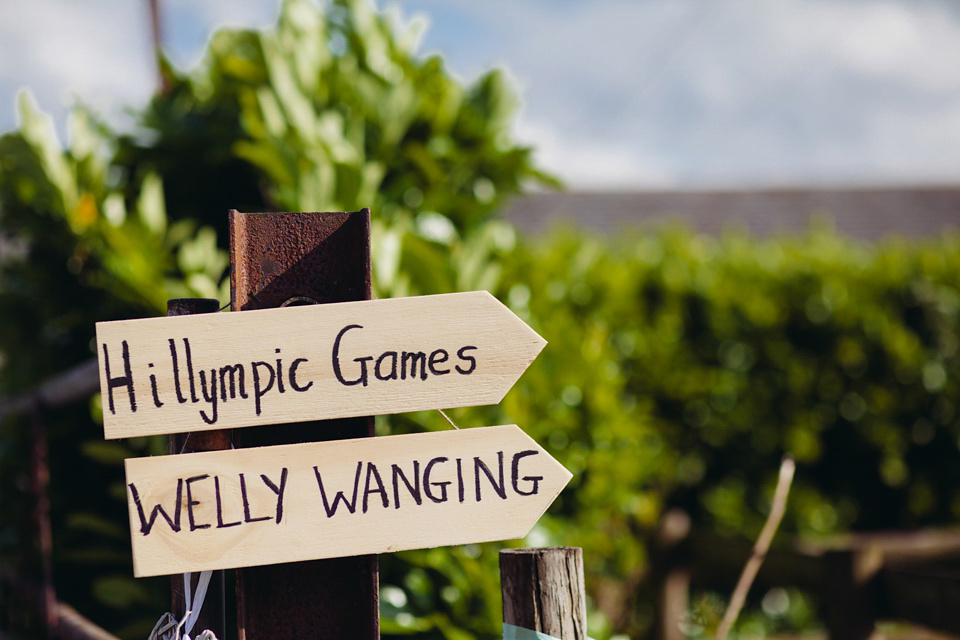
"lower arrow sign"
124,425,571,577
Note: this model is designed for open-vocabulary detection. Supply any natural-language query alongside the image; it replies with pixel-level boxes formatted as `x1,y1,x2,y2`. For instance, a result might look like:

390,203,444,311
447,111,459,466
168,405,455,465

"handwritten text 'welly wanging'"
128,449,543,537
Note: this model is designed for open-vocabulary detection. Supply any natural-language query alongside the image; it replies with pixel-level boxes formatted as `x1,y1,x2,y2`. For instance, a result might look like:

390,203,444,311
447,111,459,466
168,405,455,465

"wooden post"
822,546,883,640
166,298,227,639
650,508,691,640
500,547,588,639
229,209,378,640
28,401,56,636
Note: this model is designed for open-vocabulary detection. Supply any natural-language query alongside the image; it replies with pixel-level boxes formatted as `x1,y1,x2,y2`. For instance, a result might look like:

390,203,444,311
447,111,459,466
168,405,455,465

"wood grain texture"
125,425,571,577
500,547,588,639
97,291,546,439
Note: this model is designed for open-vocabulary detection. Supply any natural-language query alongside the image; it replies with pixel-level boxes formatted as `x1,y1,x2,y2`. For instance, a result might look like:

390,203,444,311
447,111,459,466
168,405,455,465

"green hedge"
485,223,960,636
372,222,960,639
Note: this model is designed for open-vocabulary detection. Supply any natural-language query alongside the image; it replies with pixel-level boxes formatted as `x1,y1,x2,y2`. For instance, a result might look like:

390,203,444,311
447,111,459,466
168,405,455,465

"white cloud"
3,0,960,187
0,0,281,133
515,118,674,189
785,1,960,92
0,0,154,131
400,0,960,186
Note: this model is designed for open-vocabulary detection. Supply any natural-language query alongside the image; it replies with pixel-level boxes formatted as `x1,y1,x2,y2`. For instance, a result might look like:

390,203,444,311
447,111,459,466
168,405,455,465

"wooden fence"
653,508,960,640
0,357,116,639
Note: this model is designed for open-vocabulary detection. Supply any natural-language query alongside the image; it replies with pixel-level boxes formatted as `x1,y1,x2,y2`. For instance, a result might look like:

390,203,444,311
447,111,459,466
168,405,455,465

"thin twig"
715,455,796,640
437,409,459,429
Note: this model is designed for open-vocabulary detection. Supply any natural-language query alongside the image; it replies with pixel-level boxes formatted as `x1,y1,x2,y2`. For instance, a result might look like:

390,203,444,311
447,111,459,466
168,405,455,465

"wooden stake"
166,298,227,639
500,547,588,639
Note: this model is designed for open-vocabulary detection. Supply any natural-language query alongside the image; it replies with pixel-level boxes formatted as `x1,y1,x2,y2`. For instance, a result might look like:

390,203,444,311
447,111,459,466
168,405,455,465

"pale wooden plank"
97,292,546,439
125,425,571,577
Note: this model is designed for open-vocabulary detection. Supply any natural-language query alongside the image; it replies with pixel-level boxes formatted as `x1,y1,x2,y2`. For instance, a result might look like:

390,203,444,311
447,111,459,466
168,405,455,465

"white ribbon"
502,622,595,640
177,570,213,640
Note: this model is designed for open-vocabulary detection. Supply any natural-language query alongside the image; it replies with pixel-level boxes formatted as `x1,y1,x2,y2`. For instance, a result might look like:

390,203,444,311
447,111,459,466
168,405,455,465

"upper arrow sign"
124,424,571,577
97,292,545,439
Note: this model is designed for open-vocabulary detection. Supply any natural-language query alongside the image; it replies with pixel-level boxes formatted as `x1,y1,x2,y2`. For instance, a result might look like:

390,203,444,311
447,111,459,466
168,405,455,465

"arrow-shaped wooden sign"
124,425,571,577
96,292,545,439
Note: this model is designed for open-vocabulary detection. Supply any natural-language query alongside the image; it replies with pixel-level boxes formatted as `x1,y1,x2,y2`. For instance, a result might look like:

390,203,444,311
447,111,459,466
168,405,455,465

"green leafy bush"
0,97,225,638
1,0,545,637
491,224,960,636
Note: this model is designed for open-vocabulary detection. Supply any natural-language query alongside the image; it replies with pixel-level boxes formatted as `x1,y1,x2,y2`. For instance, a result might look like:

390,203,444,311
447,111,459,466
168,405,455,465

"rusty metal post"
229,209,378,640
500,547,588,639
167,298,228,638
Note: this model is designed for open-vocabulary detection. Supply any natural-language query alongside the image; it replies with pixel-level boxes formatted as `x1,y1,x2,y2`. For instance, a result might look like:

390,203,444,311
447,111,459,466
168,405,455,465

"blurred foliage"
1,0,544,637
2,0,960,639
0,96,227,637
490,224,960,636
115,0,551,298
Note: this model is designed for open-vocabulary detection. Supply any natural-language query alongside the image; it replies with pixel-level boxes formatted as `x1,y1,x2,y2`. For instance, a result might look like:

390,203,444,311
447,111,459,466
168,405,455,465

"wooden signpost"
96,291,546,439
125,425,571,577
229,209,378,639
94,210,570,639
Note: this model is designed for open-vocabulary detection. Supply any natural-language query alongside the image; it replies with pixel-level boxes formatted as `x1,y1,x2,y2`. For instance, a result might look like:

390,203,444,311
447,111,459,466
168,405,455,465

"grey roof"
502,186,960,240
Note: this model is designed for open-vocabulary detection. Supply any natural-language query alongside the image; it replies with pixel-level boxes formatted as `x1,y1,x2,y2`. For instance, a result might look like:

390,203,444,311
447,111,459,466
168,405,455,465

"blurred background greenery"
1,0,958,638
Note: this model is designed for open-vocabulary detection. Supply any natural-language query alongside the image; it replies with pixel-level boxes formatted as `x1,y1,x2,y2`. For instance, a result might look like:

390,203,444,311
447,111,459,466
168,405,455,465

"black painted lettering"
198,369,219,425
401,351,428,381
129,479,182,535
169,338,187,404
148,363,163,408
274,348,285,393
183,338,199,403
511,450,543,496
428,349,450,376
456,457,465,503
353,356,373,386
260,468,289,524
102,340,136,414
219,364,248,401
362,462,388,513
186,474,211,531
315,461,363,517
375,351,398,381
288,358,313,392
455,346,478,375
215,476,241,528
332,324,366,386
423,457,451,503
391,461,422,509
474,452,506,501
240,473,271,523
251,361,275,416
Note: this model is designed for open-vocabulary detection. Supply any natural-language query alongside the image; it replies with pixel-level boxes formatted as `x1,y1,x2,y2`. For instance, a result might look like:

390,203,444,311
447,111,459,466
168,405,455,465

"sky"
2,0,960,189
